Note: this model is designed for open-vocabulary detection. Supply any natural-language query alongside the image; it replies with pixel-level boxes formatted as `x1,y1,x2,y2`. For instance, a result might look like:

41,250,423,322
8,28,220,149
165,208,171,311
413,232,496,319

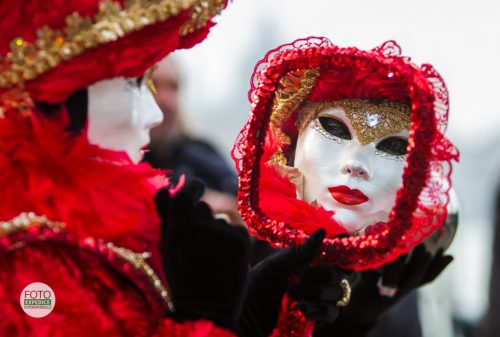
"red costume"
232,37,459,337
0,1,235,336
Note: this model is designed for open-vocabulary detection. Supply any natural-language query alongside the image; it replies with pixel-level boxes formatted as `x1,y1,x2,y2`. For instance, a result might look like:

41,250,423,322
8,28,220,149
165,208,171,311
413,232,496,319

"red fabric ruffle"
308,67,411,104
0,240,160,337
0,236,236,337
154,319,235,337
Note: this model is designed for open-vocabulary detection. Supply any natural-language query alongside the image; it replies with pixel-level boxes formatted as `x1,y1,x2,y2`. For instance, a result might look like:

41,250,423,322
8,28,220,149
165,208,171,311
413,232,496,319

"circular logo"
20,282,56,318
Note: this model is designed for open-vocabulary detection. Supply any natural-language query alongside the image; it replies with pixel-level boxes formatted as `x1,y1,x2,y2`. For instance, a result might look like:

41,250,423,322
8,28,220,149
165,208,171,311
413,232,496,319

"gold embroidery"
270,68,320,146
0,212,65,237
105,242,175,312
180,0,226,35
0,0,225,89
1,212,174,312
298,99,410,145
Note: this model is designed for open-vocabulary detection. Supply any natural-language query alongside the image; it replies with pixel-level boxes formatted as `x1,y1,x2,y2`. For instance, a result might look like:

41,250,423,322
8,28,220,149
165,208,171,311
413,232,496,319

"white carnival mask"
87,77,163,163
293,99,410,234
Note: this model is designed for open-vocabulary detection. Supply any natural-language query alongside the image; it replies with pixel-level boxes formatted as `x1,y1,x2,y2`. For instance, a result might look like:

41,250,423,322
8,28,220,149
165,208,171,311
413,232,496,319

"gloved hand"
239,229,350,337
155,180,251,333
313,245,453,337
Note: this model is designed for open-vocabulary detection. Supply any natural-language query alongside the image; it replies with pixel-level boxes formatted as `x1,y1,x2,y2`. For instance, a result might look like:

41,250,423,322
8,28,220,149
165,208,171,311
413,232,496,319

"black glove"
239,229,349,337
313,244,453,337
156,180,251,333
288,265,354,324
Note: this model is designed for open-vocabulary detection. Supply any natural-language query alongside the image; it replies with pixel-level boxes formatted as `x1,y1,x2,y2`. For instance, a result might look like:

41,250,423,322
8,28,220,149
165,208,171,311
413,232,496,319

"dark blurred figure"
478,186,500,337
367,293,422,337
144,56,240,223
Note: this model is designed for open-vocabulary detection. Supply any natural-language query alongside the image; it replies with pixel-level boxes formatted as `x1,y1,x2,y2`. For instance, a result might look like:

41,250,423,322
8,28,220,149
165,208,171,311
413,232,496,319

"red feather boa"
258,129,347,238
0,110,167,257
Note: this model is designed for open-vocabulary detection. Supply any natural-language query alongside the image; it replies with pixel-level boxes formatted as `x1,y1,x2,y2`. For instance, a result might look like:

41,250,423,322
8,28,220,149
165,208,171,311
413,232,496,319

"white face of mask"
87,77,163,163
294,106,409,234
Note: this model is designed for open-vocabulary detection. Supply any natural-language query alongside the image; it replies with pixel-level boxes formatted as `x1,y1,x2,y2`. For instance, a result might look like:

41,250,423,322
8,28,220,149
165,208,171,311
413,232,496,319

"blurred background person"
478,185,500,337
145,56,241,224
146,55,276,264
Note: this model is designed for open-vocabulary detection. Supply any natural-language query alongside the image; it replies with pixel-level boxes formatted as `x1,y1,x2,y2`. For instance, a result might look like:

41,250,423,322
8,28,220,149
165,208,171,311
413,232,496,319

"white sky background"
173,0,500,326
175,0,500,152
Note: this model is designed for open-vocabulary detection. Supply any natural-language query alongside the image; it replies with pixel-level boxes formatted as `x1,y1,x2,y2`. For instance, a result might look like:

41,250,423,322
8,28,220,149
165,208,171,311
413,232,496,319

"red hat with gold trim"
232,37,460,271
0,0,226,104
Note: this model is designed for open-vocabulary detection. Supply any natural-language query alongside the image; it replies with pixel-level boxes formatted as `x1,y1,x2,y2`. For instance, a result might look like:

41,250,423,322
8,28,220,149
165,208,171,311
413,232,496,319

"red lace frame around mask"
232,37,459,271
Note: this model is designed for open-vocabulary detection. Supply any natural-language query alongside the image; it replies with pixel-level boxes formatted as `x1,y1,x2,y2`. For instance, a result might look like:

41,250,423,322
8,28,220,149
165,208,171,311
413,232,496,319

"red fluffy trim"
154,319,236,337
308,67,411,104
0,110,167,255
258,129,347,238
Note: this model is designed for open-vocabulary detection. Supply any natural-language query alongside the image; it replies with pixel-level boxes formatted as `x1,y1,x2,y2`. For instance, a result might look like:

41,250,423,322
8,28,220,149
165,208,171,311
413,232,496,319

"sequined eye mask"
297,99,410,144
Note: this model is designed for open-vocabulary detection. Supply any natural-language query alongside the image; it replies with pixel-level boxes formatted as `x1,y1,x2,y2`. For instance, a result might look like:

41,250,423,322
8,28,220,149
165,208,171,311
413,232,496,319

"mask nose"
142,90,164,129
341,161,371,180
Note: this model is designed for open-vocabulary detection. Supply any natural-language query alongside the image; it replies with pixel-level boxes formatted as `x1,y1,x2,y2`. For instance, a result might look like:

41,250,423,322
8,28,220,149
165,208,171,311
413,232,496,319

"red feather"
0,110,167,257
258,129,347,238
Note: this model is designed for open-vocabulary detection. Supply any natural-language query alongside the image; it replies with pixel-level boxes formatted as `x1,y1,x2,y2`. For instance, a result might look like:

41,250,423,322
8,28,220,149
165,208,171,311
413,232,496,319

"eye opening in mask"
376,136,408,156
317,116,352,140
124,78,141,92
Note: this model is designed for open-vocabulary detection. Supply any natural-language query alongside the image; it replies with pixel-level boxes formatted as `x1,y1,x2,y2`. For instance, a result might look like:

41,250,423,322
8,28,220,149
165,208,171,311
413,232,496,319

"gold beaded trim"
298,99,410,145
336,279,351,307
105,241,175,312
1,212,173,312
0,212,66,237
270,68,320,145
0,88,35,118
268,68,319,165
179,0,226,36
0,0,225,88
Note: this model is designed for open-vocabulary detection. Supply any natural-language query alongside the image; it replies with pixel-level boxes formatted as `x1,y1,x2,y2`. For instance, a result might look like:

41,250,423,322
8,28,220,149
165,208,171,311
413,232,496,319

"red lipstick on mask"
328,185,369,206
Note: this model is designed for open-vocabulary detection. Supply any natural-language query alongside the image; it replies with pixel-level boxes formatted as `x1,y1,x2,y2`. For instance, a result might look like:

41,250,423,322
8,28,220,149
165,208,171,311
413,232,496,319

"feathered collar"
0,111,167,254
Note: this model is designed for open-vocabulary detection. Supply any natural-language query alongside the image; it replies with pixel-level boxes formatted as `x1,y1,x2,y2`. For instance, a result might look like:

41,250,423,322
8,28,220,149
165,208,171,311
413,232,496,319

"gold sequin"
105,241,175,312
298,99,410,145
180,0,226,36
0,88,35,117
0,0,225,89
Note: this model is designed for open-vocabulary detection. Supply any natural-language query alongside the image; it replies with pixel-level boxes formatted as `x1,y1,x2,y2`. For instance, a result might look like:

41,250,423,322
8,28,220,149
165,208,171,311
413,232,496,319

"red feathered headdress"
0,0,227,103
232,37,460,271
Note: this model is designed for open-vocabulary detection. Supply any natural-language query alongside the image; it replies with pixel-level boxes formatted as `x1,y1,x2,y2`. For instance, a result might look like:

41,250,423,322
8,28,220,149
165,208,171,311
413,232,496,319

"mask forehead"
298,99,410,145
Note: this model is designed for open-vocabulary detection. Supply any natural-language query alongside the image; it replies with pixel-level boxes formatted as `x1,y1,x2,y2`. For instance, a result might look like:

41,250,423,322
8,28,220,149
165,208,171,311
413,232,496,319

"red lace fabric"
231,37,459,271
